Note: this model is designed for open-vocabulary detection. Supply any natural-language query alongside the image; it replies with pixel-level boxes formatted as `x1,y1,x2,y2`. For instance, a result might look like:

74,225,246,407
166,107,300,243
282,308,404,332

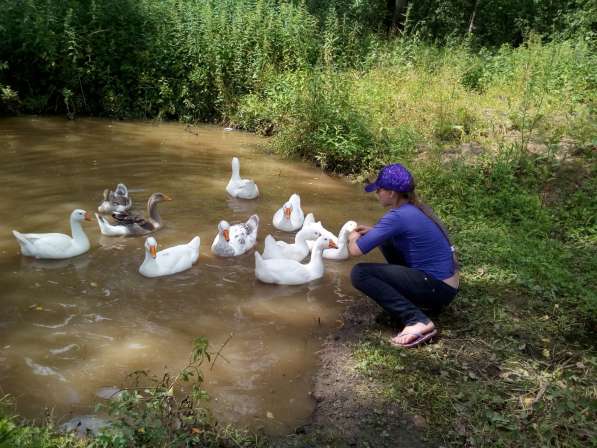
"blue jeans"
350,241,458,326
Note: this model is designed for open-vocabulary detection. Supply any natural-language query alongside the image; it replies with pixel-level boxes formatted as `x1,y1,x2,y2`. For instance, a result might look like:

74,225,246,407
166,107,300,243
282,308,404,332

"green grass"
230,35,596,447
347,151,596,446
0,395,84,448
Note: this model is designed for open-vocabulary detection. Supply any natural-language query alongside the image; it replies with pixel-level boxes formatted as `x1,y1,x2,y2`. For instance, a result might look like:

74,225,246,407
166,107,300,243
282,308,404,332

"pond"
0,117,382,435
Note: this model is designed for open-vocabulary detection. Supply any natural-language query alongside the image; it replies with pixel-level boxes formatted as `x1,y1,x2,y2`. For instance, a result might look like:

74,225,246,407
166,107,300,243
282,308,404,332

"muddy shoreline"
275,298,430,447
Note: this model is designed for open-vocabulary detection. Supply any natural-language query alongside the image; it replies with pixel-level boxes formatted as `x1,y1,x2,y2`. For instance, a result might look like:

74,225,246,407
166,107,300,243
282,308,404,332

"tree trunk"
391,0,409,33
468,0,480,34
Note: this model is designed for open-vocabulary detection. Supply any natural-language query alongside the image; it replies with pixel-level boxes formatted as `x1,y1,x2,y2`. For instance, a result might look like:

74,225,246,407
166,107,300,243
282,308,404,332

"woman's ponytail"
402,191,460,271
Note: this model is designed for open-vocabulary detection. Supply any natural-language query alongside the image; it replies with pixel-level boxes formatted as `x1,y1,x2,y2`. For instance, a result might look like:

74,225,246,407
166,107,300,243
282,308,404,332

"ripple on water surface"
0,117,382,435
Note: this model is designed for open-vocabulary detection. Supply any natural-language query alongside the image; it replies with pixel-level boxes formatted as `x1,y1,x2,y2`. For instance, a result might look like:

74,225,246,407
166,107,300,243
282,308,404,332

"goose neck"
147,199,161,226
307,246,324,271
70,219,89,246
231,160,241,180
294,229,309,247
337,230,349,248
143,250,157,266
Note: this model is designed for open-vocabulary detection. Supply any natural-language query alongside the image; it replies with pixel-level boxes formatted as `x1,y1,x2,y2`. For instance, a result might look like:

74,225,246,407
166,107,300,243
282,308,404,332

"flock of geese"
12,157,357,285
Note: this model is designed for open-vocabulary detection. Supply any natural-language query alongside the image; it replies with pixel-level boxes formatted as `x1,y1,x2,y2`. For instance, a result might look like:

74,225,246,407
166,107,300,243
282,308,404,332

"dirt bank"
276,297,431,448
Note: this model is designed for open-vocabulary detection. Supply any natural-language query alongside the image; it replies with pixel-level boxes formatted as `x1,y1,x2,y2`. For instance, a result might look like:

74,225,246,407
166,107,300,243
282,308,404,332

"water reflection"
0,116,382,434
20,255,91,272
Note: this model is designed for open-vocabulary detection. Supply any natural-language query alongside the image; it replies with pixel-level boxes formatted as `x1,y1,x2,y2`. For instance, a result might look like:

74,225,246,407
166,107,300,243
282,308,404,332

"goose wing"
112,211,147,226
14,232,73,254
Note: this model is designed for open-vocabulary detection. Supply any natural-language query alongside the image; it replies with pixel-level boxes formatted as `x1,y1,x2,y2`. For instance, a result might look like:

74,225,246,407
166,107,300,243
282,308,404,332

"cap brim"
364,182,378,193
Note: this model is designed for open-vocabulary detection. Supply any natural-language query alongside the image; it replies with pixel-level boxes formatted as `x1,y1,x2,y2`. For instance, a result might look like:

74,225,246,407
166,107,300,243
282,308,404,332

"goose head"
98,190,112,213
314,235,337,251
341,221,358,236
145,237,158,258
303,213,314,226
114,183,128,197
305,220,328,236
218,220,231,241
71,209,92,222
148,192,173,206
300,225,322,241
283,204,292,220
281,194,301,221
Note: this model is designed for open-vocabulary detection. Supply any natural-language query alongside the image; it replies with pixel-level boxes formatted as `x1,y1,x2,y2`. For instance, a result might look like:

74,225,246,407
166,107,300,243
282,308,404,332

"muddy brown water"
0,117,383,435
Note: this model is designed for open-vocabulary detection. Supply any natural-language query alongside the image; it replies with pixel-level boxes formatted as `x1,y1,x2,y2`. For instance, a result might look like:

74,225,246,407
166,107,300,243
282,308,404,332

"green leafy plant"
90,336,261,448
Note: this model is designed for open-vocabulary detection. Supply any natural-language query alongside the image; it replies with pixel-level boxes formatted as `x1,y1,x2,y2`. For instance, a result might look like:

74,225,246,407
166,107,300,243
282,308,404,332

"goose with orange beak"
323,220,357,260
139,235,200,278
96,192,172,236
12,209,92,259
211,215,259,257
272,193,304,232
262,224,322,262
255,235,337,285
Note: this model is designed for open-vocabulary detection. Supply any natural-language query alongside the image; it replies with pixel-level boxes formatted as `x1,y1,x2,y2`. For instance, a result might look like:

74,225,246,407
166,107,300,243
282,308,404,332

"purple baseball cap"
364,163,414,193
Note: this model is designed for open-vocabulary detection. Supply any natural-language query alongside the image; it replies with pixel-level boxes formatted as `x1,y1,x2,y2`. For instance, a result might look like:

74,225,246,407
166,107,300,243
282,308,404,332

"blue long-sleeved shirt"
356,204,455,280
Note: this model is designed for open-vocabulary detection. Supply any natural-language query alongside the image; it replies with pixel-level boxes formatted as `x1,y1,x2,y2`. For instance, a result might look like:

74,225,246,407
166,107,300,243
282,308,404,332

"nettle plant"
91,337,224,448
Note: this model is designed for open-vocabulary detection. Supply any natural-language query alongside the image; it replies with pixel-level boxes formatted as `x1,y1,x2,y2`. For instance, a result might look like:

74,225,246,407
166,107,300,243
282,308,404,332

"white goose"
139,236,200,278
302,213,337,248
255,235,337,285
211,215,259,257
323,220,357,260
262,225,321,262
226,157,259,199
272,193,304,232
12,209,92,259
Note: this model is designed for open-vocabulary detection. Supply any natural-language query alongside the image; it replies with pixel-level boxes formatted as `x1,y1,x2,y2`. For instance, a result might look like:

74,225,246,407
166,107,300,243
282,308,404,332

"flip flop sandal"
390,329,438,348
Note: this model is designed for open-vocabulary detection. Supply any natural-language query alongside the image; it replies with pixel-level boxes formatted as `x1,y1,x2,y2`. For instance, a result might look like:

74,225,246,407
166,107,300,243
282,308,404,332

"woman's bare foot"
390,321,435,346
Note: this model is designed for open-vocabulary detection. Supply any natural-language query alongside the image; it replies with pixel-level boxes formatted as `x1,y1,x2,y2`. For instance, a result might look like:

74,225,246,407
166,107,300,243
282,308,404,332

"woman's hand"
348,230,361,243
355,224,372,235
348,230,364,257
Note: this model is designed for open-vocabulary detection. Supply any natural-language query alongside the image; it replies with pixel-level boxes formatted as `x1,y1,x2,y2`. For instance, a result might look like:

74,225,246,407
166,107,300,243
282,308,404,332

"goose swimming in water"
211,215,259,257
262,225,321,262
12,209,92,259
255,235,337,285
322,220,357,260
226,157,259,199
272,193,304,232
95,192,172,236
139,236,201,278
97,183,132,214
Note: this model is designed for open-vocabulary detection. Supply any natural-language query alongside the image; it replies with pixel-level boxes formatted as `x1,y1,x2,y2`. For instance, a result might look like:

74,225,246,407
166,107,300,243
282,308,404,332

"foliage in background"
234,36,595,174
0,0,321,119
305,0,597,45
1,0,595,118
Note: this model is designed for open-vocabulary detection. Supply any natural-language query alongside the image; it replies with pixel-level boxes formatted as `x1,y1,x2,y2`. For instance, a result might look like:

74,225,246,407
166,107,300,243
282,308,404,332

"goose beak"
84,212,92,221
223,229,230,242
163,195,173,201
283,206,292,219
328,241,338,249
150,245,157,258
